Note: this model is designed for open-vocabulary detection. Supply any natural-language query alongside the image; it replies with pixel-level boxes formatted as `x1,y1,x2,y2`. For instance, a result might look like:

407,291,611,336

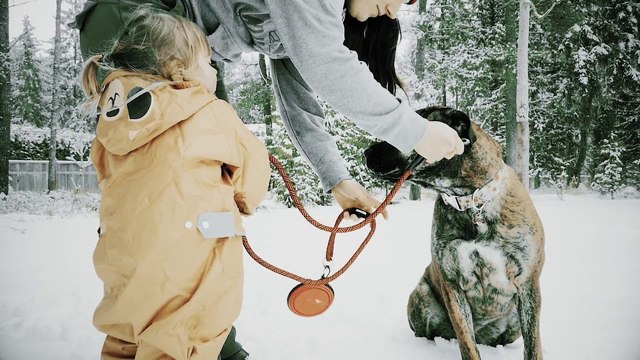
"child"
80,6,270,360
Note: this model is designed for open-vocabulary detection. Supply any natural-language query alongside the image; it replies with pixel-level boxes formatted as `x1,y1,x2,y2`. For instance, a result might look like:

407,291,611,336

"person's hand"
414,120,465,163
331,179,389,221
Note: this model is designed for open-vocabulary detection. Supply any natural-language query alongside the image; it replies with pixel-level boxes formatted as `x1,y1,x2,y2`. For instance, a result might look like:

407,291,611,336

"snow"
1,191,639,360
456,242,511,289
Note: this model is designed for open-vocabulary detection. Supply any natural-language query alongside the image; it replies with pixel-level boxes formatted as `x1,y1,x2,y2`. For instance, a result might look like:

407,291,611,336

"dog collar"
440,166,508,212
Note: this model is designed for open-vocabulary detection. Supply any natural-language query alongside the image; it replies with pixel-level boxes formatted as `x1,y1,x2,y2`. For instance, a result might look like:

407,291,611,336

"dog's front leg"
439,279,481,360
517,278,543,360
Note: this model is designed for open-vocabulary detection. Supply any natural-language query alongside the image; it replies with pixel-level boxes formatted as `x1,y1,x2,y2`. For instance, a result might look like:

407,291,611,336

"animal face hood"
95,71,214,155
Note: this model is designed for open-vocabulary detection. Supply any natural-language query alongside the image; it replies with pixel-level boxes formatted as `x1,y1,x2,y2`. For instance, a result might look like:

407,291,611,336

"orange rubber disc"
287,283,335,317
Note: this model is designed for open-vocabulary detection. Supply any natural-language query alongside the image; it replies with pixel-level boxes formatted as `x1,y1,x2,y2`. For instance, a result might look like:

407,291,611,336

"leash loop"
241,154,413,285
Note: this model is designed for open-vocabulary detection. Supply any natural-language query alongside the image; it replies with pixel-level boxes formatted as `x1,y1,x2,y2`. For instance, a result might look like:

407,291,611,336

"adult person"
73,0,464,218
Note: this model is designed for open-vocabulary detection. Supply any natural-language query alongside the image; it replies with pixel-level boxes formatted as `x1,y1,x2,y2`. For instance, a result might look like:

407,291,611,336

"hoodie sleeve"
262,0,428,154
269,57,351,192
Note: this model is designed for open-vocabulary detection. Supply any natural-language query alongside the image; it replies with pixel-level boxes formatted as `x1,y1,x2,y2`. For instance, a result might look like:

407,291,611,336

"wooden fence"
9,158,591,194
9,160,99,192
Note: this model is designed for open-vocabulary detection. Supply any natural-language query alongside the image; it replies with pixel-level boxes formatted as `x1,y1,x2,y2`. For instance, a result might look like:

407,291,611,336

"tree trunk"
442,81,447,106
409,184,421,201
503,0,517,167
48,0,63,191
0,0,9,194
414,0,427,80
570,88,593,187
439,4,447,107
515,0,531,189
73,0,83,106
410,0,427,201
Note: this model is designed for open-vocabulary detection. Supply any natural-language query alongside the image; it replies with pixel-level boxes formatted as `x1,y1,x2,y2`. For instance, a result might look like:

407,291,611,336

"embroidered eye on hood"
95,71,215,155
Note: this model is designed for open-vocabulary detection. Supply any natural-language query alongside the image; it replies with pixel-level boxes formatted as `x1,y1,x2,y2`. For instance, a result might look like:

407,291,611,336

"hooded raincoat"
91,70,270,360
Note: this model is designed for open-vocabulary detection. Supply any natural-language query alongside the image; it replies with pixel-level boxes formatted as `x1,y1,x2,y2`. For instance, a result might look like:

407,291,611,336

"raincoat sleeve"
90,138,110,190
215,101,270,215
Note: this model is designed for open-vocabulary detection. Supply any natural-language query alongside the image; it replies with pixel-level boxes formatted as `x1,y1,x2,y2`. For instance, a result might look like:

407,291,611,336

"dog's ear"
416,106,473,145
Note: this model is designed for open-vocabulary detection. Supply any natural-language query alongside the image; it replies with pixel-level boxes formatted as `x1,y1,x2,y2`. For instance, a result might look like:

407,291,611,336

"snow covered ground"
0,190,639,360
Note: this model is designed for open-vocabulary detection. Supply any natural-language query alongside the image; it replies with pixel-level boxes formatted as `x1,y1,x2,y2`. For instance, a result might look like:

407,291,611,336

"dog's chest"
453,242,519,316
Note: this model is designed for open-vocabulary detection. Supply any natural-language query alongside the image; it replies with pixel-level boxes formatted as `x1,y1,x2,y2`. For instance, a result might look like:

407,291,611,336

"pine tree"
418,0,484,109
528,0,602,188
267,114,331,207
36,0,90,133
528,0,575,188
591,138,624,199
55,0,87,132
403,0,639,192
596,2,640,189
413,0,428,100
474,0,508,134
234,77,272,126
528,0,639,190
225,56,271,127
47,0,63,191
323,102,385,193
408,0,507,137
12,16,46,127
503,0,518,168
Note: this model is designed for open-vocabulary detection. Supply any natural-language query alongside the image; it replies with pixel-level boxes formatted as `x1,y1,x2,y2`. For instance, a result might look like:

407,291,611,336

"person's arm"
269,57,350,192
270,57,388,218
263,0,427,154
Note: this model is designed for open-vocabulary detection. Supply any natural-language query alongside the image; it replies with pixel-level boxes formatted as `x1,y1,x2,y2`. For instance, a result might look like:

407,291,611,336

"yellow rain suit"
91,70,270,360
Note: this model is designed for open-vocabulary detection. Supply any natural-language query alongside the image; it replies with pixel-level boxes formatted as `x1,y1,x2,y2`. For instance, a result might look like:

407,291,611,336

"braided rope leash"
241,154,414,286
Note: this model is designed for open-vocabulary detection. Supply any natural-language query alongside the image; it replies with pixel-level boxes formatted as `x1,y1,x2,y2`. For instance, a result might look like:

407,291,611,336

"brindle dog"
364,106,544,360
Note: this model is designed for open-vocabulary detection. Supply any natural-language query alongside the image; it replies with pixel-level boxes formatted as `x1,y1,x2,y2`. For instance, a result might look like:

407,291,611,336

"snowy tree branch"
529,0,559,19
8,31,28,49
8,0,34,8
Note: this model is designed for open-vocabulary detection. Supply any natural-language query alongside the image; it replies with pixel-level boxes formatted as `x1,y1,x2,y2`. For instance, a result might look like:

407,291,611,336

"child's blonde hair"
80,5,211,115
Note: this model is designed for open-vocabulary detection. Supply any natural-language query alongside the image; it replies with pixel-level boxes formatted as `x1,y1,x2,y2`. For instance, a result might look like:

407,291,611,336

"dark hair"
343,11,403,96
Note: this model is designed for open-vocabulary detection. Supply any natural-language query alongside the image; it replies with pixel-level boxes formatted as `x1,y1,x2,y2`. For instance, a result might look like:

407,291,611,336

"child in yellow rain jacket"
80,6,270,360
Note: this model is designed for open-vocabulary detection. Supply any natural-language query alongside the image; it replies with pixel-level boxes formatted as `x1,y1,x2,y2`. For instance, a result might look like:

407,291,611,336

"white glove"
331,179,389,221
414,120,465,163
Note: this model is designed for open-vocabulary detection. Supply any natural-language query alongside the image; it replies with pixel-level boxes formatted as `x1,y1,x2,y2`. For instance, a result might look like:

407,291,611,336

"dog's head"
364,106,501,194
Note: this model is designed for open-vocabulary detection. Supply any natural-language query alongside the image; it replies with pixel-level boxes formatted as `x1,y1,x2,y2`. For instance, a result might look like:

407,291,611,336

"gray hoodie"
182,0,427,191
